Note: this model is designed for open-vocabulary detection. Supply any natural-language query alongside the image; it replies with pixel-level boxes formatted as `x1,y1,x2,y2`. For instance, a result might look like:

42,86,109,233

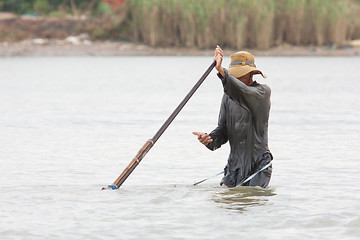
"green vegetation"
33,0,49,14
122,0,360,49
1,0,360,49
0,0,106,16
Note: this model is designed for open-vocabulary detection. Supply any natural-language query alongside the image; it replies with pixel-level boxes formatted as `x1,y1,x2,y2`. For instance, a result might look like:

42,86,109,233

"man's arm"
206,126,228,151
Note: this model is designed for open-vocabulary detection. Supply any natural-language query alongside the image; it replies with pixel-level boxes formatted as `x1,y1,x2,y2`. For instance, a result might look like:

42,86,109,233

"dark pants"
221,153,273,188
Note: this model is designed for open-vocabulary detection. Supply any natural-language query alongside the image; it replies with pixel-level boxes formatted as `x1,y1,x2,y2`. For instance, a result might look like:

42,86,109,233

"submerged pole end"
101,185,117,190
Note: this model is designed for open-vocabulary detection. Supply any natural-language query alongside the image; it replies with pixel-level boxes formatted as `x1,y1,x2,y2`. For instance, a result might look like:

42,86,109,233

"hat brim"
227,65,267,79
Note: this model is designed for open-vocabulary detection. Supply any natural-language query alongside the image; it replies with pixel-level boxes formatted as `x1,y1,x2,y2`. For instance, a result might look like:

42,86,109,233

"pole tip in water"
101,185,117,190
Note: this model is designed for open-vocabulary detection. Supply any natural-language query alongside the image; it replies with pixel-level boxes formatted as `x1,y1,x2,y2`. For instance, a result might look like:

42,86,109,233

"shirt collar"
251,81,259,86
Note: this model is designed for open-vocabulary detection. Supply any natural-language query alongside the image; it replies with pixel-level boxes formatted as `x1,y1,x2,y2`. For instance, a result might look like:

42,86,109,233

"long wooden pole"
103,61,216,190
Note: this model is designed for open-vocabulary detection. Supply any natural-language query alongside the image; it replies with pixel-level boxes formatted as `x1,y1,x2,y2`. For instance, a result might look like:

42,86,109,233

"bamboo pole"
102,61,216,190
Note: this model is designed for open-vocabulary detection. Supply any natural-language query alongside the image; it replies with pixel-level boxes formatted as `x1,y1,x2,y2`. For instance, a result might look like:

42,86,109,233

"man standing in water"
193,46,273,188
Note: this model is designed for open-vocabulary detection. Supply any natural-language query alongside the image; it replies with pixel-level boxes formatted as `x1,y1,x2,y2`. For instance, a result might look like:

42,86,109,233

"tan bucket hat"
227,51,266,78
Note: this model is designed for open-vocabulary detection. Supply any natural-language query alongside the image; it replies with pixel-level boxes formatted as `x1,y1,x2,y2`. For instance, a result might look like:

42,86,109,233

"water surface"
1,56,359,239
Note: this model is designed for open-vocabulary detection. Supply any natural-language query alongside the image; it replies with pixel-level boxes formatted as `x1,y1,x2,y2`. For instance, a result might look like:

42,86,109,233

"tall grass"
2,0,360,49
119,0,360,49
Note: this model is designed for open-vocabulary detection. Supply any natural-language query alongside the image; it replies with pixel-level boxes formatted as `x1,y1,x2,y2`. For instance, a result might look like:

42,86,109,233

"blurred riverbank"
1,39,360,57
2,0,360,56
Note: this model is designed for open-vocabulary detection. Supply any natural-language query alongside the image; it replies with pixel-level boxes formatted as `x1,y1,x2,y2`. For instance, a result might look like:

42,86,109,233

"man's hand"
192,132,213,146
214,45,224,76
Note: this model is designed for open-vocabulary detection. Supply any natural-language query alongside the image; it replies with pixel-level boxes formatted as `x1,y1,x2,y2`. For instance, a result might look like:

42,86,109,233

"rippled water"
1,56,359,239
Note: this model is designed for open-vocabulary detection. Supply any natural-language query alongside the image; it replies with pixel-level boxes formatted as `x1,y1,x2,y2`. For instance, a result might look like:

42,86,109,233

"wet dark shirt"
206,68,272,184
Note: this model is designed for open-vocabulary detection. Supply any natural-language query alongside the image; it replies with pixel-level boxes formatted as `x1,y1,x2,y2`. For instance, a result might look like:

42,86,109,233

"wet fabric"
206,68,273,187
221,153,272,188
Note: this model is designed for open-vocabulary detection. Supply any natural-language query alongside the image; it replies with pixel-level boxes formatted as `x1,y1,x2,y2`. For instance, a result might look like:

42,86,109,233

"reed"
119,0,360,49
2,0,360,49
284,0,306,45
327,1,351,47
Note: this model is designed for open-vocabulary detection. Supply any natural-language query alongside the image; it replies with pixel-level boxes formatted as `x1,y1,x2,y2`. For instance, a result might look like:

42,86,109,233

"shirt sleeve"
219,68,266,113
206,94,228,151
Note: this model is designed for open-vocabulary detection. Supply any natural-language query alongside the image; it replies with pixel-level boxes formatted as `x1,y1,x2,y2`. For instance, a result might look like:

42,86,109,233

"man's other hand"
192,132,213,146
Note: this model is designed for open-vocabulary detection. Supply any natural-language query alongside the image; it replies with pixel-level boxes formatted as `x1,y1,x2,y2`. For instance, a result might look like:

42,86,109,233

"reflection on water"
213,186,276,212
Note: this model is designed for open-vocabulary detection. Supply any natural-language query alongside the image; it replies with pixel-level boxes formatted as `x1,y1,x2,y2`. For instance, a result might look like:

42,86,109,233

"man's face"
237,73,251,83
